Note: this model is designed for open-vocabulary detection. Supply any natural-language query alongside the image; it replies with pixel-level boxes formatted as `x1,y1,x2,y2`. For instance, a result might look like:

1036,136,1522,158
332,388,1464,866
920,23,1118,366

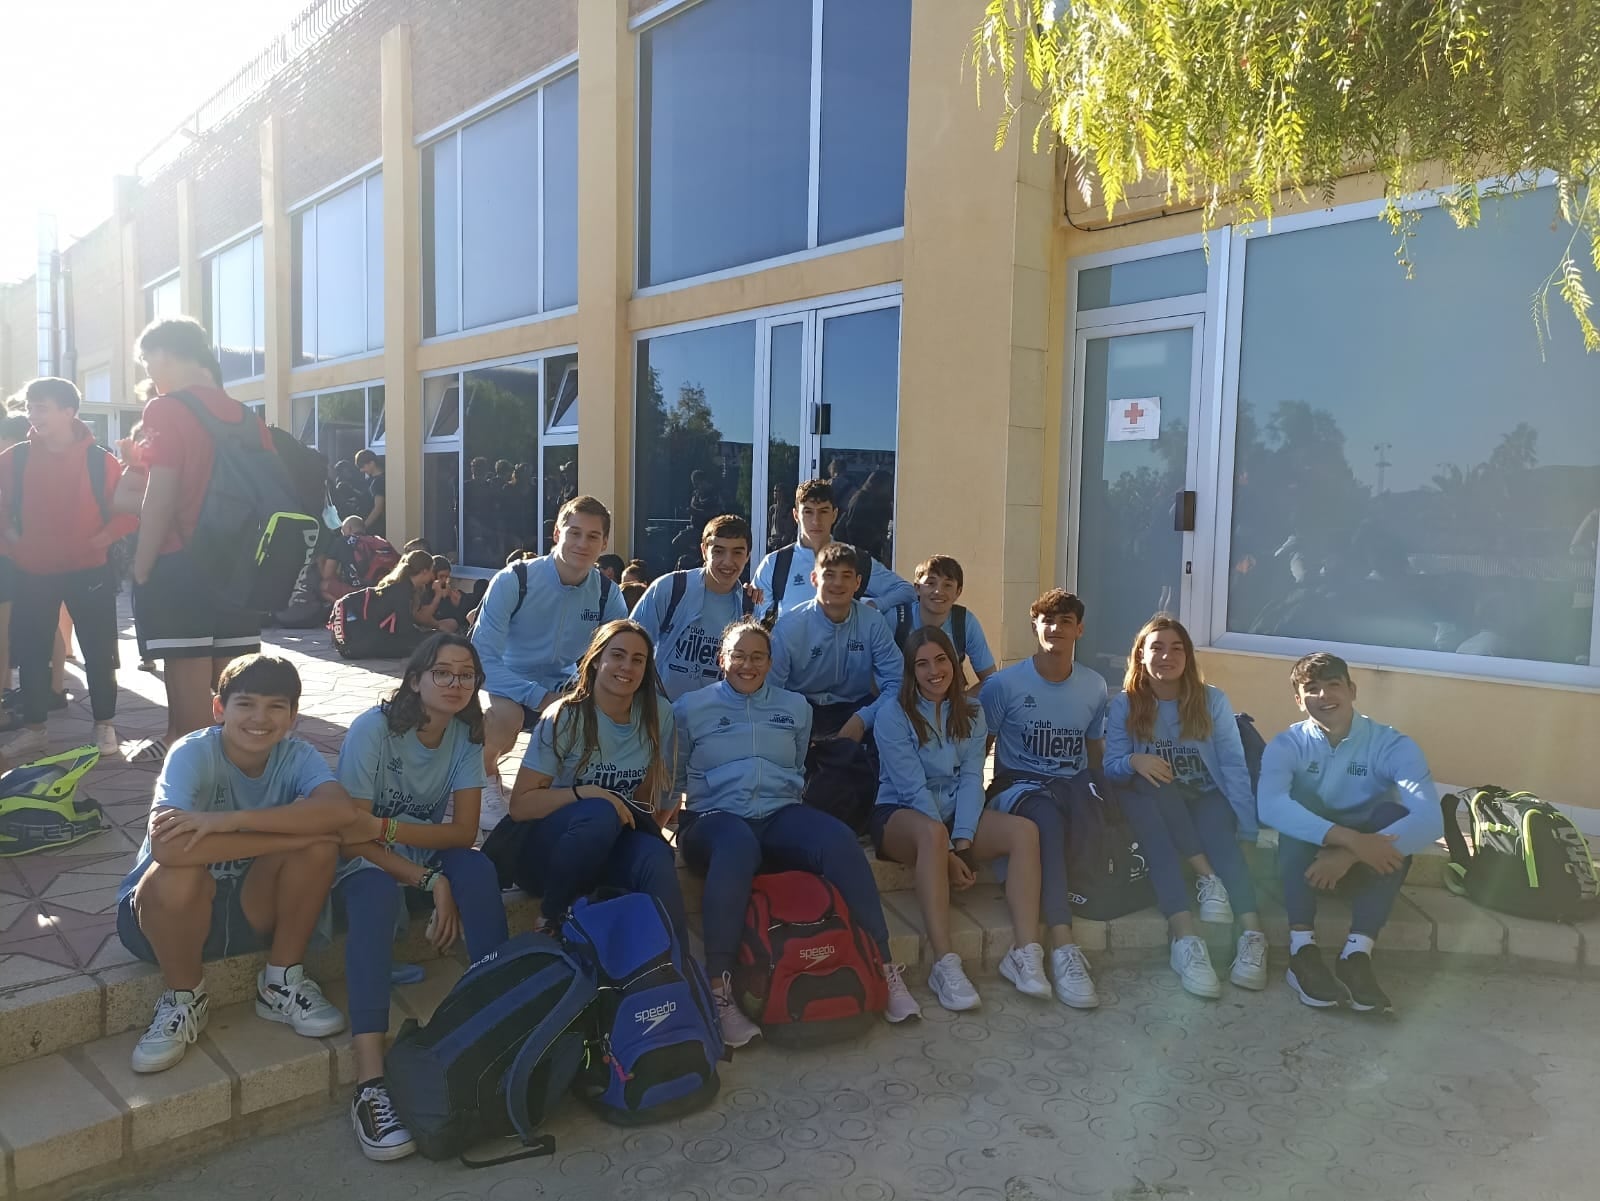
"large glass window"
1226,191,1600,670
818,306,901,565
145,275,180,324
291,384,384,469
293,175,383,364
638,0,910,288
422,73,578,338
201,233,265,383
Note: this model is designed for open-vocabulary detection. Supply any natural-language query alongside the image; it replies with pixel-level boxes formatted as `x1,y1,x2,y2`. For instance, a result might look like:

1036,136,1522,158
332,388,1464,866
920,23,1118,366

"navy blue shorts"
117,873,266,965
867,804,954,859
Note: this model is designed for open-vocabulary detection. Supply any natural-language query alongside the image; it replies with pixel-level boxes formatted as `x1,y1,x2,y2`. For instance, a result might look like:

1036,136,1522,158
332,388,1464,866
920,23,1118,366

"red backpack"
346,534,401,586
733,872,886,1044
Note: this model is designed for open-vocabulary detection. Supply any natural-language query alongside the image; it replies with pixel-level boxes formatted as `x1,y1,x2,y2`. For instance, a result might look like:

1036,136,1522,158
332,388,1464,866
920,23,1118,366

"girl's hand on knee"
428,878,462,950
1129,754,1174,787
947,850,977,890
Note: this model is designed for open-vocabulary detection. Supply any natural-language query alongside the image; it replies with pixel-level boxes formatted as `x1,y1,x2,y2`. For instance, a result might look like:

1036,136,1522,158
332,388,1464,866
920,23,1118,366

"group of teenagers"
115,477,1442,1164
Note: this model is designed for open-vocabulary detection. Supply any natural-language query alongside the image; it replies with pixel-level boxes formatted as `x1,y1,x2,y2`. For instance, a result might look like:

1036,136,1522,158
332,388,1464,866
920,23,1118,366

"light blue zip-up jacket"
1258,713,1441,855
672,681,812,820
630,569,751,701
753,542,916,621
1104,685,1259,839
874,694,989,844
470,556,629,707
768,598,903,730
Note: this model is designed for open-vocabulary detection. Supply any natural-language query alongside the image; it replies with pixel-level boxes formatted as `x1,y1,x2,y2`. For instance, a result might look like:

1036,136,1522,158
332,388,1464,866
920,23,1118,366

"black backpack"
891,604,968,661
503,558,614,621
327,585,419,659
8,440,113,532
1442,787,1599,922
801,736,880,836
1234,712,1267,794
766,542,872,622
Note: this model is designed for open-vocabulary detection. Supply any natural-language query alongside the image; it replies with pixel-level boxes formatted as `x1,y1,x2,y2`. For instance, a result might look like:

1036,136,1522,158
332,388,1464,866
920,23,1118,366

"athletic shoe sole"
719,1024,762,1050
1228,964,1268,991
1052,984,1100,1010
1285,967,1346,1009
352,1113,417,1162
929,981,981,1012
256,999,347,1038
130,1045,188,1074
1176,972,1222,1000
997,958,1053,1000
1198,904,1235,924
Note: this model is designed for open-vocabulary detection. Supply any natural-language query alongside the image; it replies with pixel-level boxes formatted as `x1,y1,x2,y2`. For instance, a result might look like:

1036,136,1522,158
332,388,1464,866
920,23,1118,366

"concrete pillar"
176,178,201,320
259,117,293,429
380,23,422,549
575,0,634,548
113,176,140,399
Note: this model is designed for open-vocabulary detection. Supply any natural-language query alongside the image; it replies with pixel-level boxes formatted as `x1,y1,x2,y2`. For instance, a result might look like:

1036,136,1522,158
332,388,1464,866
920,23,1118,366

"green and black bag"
1442,786,1599,922
0,747,103,857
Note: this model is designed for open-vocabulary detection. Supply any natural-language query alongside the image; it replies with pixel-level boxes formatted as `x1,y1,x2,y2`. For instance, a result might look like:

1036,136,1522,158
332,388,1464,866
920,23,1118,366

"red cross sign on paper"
1123,401,1145,425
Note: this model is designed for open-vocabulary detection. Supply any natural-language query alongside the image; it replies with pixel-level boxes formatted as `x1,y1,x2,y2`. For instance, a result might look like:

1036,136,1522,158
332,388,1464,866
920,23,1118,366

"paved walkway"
77,960,1598,1201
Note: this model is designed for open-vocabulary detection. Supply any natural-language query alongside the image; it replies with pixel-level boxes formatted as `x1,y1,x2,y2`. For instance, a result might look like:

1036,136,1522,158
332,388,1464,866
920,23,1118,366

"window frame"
290,169,384,366
200,228,267,385
143,271,181,325
287,380,386,455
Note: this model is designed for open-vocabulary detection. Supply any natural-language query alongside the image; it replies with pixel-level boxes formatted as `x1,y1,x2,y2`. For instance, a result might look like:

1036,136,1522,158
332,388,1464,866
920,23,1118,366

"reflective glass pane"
638,0,811,286
544,352,578,433
765,322,803,553
1078,250,1209,310
292,209,314,364
424,375,461,441
366,175,384,350
367,384,386,445
1229,190,1600,666
81,412,110,444
462,362,540,568
317,388,367,468
818,0,910,244
147,276,179,323
461,94,538,328
423,451,461,561
541,442,578,553
542,73,579,311
251,234,265,377
83,370,111,405
633,321,757,575
422,136,459,337
314,185,366,361
211,238,257,383
819,306,900,565
293,395,317,445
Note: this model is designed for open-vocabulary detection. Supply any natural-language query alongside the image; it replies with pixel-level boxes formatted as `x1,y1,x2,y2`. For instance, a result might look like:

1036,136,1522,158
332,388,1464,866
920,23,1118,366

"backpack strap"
8,443,28,537
854,549,872,598
1440,791,1473,867
597,572,614,623
739,581,754,618
503,949,593,1146
891,603,913,649
659,571,690,637
85,444,111,525
508,560,531,621
951,605,968,663
771,544,795,614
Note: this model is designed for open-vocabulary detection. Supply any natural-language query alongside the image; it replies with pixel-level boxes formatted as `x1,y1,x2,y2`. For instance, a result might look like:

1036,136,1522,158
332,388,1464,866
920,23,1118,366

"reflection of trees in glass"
462,376,538,567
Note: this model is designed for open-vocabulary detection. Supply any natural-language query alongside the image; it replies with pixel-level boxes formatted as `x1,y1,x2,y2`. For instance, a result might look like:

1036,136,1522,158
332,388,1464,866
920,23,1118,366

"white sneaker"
479,776,509,831
881,963,922,1022
256,965,346,1037
131,988,209,1074
1229,930,1269,991
1050,944,1100,1009
998,942,1052,999
2,726,47,763
351,1082,416,1161
94,722,120,759
714,975,762,1049
1171,935,1222,998
927,952,981,1011
1196,874,1234,923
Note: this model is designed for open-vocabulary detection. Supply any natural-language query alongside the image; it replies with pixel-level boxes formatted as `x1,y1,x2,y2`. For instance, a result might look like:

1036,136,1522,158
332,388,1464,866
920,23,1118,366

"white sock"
1288,930,1315,954
263,964,290,989
175,980,207,1000
1341,933,1375,959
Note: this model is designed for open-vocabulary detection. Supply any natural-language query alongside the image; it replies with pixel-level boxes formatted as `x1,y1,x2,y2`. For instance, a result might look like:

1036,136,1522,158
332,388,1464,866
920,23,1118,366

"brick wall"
279,2,386,205
193,115,266,252
62,222,121,376
409,0,578,135
135,173,179,286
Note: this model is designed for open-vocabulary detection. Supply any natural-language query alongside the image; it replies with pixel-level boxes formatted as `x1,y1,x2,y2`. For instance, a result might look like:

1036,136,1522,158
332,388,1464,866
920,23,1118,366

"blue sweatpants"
336,847,509,1037
1277,800,1412,938
678,805,891,979
1119,778,1259,919
511,795,687,937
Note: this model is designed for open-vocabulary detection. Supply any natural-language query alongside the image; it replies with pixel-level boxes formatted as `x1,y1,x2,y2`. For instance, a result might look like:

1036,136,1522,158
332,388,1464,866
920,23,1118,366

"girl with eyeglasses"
332,632,509,1162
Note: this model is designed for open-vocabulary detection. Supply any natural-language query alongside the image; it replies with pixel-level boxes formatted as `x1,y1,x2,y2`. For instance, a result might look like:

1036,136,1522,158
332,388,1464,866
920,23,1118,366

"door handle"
1174,490,1197,532
811,403,831,436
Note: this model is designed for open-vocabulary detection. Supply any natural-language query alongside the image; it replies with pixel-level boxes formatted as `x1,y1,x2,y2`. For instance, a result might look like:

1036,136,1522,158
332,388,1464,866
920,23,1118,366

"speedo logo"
798,945,836,964
635,1000,678,1034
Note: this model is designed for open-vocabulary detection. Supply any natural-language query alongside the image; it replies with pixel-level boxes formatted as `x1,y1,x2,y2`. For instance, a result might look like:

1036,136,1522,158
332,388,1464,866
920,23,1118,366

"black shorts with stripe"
133,549,262,662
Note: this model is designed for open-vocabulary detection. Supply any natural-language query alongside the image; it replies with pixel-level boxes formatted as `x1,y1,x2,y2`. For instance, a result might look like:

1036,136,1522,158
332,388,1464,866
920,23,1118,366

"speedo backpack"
385,932,597,1164
0,747,103,857
327,585,418,659
734,871,887,1044
1442,787,1599,922
562,892,722,1124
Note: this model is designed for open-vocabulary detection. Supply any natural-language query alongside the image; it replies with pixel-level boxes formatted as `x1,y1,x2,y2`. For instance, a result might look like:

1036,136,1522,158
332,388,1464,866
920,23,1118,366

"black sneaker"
1,689,66,712
1335,952,1393,1014
1285,944,1346,1008
352,1081,415,1161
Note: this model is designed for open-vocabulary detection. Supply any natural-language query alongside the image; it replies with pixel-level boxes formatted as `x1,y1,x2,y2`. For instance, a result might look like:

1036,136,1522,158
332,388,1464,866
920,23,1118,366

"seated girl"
1105,615,1267,998
670,618,920,1049
496,620,686,938
871,627,1053,1012
333,632,510,1163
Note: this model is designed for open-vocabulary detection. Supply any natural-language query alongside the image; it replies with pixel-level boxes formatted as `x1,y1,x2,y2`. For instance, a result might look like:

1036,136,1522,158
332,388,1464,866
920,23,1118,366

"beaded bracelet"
383,816,400,845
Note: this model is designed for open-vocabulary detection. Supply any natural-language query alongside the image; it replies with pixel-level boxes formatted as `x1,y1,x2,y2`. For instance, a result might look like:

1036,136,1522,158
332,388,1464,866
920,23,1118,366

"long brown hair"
382,632,485,744
549,619,671,807
1123,615,1212,744
897,626,978,747
377,549,433,593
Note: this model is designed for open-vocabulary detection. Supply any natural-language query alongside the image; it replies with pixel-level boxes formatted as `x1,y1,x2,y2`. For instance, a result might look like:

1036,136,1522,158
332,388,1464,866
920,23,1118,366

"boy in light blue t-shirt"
888,555,998,694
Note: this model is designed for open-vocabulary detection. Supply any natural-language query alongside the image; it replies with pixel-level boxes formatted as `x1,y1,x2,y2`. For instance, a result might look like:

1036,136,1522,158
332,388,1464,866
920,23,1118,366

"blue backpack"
384,932,597,1164
562,892,723,1125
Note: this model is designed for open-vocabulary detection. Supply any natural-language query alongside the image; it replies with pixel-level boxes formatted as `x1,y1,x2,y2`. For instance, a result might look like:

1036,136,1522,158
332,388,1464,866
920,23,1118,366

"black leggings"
15,565,119,724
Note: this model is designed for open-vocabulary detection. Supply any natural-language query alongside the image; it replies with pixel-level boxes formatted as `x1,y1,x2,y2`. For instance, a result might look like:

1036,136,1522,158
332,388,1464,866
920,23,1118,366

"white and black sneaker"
256,965,346,1037
130,988,209,1074
352,1080,416,1161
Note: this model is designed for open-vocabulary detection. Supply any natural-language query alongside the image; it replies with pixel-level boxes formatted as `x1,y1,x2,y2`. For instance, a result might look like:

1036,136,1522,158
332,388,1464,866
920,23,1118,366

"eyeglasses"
725,652,770,666
428,668,481,688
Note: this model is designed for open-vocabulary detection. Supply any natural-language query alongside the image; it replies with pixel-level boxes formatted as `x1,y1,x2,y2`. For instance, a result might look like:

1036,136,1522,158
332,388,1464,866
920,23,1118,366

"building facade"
1,0,1596,819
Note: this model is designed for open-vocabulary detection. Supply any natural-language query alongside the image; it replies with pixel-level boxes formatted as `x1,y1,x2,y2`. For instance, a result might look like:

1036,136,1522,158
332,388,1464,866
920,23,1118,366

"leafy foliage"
971,0,1600,348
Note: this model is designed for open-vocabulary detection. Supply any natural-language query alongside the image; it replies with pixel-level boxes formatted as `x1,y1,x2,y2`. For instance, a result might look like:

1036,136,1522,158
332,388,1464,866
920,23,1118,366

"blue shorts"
867,804,954,859
117,874,266,965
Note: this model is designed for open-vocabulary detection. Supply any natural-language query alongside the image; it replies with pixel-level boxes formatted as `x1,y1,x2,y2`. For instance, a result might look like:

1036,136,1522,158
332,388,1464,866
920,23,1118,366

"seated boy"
1259,652,1441,1014
754,480,915,621
115,654,372,1074
632,515,759,700
978,589,1106,1008
889,555,997,693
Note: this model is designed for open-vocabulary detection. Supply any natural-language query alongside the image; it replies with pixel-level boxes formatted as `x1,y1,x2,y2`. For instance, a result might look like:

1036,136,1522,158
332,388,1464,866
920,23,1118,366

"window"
201,233,265,382
290,383,385,468
422,351,579,569
83,369,111,406
422,73,578,338
1224,189,1600,674
1078,250,1208,310
145,275,180,324
293,175,383,363
637,0,911,288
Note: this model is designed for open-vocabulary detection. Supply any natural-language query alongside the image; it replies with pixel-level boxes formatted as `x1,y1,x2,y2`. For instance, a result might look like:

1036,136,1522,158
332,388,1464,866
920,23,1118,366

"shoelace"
1055,948,1090,980
1197,876,1228,904
1178,938,1209,968
1237,934,1267,967
148,994,199,1044
884,964,911,995
361,1087,405,1135
1020,946,1047,977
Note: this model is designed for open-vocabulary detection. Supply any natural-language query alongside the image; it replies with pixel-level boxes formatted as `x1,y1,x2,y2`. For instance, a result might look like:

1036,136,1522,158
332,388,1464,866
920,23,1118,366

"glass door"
756,316,809,555
1070,317,1204,679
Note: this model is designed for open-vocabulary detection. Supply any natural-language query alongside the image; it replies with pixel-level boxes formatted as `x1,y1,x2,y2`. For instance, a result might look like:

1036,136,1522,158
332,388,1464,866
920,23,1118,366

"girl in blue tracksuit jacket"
1104,616,1267,999
871,627,1055,1013
670,618,920,1048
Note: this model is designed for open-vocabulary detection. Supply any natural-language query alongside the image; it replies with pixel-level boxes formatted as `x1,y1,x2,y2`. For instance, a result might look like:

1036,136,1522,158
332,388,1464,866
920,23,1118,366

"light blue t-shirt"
117,727,336,902
523,695,676,807
631,570,749,701
979,659,1109,813
894,603,998,675
335,705,486,876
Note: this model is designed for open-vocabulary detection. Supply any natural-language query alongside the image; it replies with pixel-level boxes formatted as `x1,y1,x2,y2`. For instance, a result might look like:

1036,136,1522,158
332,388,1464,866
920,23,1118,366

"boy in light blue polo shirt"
753,479,914,621
889,555,997,692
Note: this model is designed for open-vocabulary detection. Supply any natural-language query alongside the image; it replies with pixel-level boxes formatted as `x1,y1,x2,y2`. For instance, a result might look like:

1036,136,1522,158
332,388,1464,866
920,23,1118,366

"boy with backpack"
753,480,915,621
1259,652,1441,1015
115,654,366,1075
471,495,628,829
631,515,760,701
889,555,997,694
0,378,136,761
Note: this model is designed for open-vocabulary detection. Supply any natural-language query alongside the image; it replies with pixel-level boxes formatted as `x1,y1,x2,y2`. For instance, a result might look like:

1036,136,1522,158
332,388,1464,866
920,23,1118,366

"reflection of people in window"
827,457,856,514
767,484,797,552
835,469,894,563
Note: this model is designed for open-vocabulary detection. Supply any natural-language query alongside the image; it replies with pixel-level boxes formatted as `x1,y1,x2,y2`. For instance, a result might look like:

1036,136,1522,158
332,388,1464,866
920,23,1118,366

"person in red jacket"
0,378,138,761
